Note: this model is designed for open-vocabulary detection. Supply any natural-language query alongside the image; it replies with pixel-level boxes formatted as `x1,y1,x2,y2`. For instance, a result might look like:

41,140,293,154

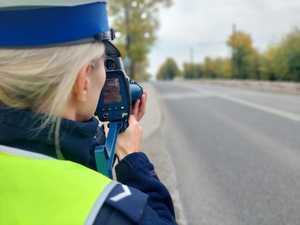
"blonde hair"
0,42,105,157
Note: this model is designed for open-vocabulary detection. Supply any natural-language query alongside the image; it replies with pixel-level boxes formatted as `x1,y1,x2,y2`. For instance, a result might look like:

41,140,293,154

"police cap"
0,0,111,47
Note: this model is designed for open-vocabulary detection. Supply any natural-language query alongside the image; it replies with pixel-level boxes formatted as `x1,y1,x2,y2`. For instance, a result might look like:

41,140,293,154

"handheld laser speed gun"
94,41,143,178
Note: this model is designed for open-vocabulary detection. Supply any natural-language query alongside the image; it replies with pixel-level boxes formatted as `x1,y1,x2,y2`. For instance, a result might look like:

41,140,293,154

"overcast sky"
148,0,300,76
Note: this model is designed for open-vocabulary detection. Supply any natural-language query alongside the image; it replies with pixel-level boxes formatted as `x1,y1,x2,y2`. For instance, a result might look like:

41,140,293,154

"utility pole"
190,47,194,65
124,2,134,78
232,23,238,78
124,2,130,56
232,23,237,35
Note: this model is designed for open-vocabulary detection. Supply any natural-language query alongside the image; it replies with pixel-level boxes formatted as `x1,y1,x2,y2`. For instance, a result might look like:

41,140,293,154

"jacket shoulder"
105,183,148,223
96,183,176,225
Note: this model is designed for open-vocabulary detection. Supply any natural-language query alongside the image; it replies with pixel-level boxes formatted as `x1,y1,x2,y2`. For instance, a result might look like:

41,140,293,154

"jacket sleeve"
115,152,177,224
93,203,177,225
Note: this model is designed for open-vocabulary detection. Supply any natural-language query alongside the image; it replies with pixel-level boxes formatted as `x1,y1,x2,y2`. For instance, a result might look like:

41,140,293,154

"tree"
201,57,232,79
218,58,233,79
182,63,203,79
155,27,300,82
259,46,280,81
227,30,259,79
109,0,173,80
202,57,216,78
259,28,300,82
156,58,180,80
277,28,300,81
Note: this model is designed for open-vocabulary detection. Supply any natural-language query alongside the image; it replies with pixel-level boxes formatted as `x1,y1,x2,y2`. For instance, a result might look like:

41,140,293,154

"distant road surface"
147,81,300,225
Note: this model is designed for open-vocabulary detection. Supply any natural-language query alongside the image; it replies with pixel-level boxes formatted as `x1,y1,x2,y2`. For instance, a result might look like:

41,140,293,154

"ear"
73,64,94,102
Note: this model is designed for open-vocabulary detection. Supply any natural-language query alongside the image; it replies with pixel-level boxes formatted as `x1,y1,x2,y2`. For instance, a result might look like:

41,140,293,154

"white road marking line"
218,94,300,122
161,92,215,100
179,84,300,123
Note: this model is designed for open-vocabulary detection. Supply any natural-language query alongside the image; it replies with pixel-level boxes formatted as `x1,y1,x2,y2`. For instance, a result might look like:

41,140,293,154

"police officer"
0,1,177,224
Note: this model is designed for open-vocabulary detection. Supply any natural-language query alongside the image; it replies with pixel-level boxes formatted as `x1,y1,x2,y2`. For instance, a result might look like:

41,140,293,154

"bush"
156,58,181,80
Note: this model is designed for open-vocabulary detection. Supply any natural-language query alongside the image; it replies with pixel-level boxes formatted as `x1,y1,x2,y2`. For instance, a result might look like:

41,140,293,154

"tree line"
109,0,173,81
157,28,300,82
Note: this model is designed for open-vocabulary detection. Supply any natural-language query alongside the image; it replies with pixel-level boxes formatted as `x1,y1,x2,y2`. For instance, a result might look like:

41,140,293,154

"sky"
148,0,300,77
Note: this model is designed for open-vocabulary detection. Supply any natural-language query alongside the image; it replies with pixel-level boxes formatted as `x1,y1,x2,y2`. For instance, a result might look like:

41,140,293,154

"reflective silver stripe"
0,0,107,8
0,144,54,159
85,181,118,225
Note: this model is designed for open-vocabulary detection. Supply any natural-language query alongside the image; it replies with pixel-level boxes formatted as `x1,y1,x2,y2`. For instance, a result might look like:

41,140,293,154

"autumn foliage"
109,0,173,80
157,28,300,82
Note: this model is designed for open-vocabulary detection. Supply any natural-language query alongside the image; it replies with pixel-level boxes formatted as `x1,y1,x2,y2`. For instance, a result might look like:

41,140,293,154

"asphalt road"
146,81,300,225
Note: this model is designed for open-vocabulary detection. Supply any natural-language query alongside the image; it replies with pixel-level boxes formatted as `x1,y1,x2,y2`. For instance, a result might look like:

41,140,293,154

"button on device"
122,113,128,118
103,113,109,119
121,106,125,110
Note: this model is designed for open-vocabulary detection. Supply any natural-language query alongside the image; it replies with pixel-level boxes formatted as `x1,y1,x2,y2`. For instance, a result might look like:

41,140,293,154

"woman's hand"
108,92,147,160
132,92,147,121
116,115,143,160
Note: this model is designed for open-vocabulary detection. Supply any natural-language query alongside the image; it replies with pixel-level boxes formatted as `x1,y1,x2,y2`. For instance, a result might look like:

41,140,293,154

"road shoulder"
141,82,187,225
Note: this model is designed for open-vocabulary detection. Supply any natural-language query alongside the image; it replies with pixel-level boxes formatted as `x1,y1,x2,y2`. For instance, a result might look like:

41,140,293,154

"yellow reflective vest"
0,145,117,225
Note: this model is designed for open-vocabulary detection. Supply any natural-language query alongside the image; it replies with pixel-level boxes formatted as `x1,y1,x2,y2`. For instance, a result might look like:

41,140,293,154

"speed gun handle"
94,122,122,178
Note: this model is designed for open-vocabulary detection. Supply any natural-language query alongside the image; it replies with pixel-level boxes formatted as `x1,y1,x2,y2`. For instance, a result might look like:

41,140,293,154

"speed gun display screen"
102,78,122,104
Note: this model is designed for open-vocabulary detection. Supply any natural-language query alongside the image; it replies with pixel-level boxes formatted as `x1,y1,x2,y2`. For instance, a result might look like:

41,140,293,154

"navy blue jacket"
0,107,177,225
